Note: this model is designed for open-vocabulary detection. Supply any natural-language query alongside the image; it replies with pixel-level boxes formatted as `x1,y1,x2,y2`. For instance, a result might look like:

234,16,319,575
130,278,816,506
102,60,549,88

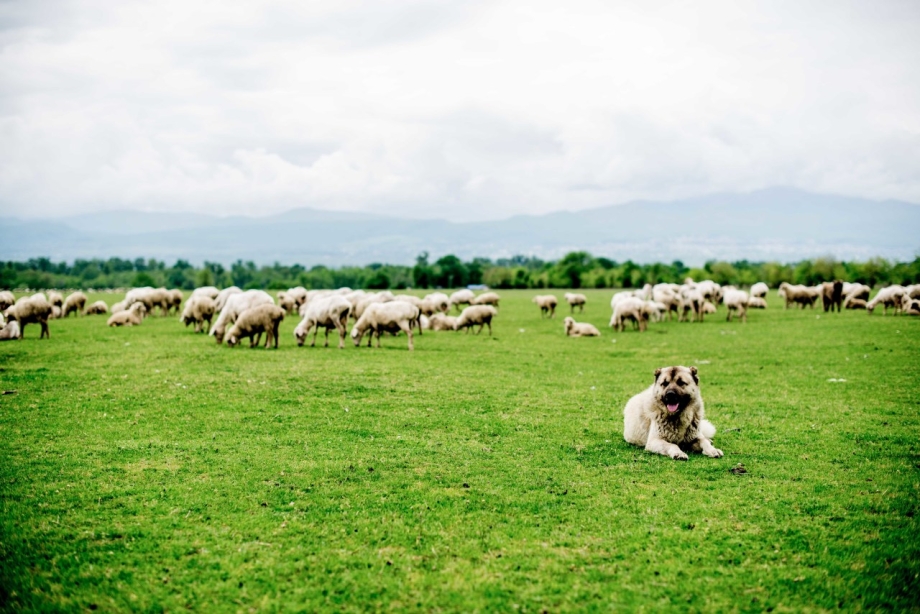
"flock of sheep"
1,278,917,347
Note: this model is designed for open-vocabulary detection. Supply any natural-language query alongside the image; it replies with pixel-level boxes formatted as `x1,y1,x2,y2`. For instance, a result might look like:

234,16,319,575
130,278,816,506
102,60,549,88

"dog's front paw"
670,450,689,461
704,447,724,458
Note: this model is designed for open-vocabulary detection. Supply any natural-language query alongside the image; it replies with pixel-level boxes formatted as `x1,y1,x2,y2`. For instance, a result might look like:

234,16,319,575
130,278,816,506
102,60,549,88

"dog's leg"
645,425,688,460
690,437,723,458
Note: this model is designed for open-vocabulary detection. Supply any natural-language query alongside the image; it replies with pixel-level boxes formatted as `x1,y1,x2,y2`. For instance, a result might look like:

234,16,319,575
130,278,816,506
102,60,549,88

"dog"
623,365,723,461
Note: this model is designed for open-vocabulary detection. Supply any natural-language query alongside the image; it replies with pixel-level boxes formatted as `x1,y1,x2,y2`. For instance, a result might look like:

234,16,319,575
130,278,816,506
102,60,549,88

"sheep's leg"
337,324,346,350
399,323,415,351
487,320,492,336
549,306,555,319
476,323,483,335
324,326,330,348
312,325,319,347
41,320,49,339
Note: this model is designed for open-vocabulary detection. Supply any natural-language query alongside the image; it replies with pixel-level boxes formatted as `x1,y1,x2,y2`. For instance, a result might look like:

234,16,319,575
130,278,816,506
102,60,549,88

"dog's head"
653,366,700,416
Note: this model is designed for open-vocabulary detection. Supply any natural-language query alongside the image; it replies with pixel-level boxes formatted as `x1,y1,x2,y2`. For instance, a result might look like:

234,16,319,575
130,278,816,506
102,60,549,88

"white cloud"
1,0,918,221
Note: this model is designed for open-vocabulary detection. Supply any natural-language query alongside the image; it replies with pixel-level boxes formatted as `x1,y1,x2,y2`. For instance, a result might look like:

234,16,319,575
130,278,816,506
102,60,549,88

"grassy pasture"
1,289,918,612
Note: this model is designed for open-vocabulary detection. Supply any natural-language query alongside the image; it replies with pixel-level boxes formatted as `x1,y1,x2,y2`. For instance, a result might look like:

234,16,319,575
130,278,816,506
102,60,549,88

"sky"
1,0,919,222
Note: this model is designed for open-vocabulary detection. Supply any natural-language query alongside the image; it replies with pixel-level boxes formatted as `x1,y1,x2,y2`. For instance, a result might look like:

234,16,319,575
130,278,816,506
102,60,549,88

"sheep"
211,289,274,344
111,300,127,314
867,286,906,315
226,304,286,349
191,286,220,300
679,288,705,323
903,298,920,316
701,301,718,315
821,280,844,313
62,291,87,317
285,287,309,308
778,282,820,309
4,295,52,338
723,289,749,323
278,292,297,314
0,319,20,341
695,280,723,306
180,296,216,333
167,289,184,315
428,313,459,331
424,292,450,314
750,282,769,298
842,283,871,302
907,285,920,299
844,297,867,310
471,292,500,307
107,302,146,327
610,297,648,332
214,286,243,312
0,291,15,311
449,289,476,312
747,297,768,309
351,301,420,350
564,316,600,337
455,305,498,335
353,292,394,321
84,300,109,315
293,296,352,349
533,294,558,318
47,290,64,310
564,293,587,313
51,305,62,319
651,285,680,321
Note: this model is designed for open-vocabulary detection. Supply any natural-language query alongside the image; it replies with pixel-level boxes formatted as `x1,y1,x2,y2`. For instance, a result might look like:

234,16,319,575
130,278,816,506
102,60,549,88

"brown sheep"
821,280,844,313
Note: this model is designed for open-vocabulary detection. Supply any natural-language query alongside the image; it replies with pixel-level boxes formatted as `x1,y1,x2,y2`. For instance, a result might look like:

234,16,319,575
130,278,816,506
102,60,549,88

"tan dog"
623,366,723,461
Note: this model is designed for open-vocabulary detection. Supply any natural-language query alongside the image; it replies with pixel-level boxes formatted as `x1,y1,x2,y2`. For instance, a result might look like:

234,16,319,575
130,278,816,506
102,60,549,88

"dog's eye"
676,379,684,386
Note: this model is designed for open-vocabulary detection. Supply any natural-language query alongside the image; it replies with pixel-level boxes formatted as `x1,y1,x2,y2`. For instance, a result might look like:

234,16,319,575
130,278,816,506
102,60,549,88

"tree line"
2,252,918,291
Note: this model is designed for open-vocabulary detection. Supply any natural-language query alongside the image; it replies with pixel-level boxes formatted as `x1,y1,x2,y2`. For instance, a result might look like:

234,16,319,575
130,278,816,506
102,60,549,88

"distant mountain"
1,188,917,265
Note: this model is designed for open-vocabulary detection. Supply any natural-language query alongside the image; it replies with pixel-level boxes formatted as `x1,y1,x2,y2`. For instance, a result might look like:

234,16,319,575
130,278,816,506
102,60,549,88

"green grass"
1,290,918,612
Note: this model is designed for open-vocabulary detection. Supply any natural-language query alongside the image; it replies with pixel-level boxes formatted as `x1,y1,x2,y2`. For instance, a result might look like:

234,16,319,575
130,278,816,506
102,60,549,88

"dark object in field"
822,280,844,312
2,390,16,395
729,463,748,475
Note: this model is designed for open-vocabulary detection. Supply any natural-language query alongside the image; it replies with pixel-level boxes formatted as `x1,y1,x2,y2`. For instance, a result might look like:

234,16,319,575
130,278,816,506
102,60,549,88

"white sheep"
107,302,147,327
424,292,450,314
651,285,680,321
0,319,21,341
351,301,420,350
564,316,600,337
84,300,109,315
211,290,274,344
564,293,587,314
747,297,768,309
532,294,558,318
62,291,87,317
471,292,500,307
428,313,459,331
191,286,220,300
750,282,769,298
723,289,750,323
0,291,15,311
867,286,906,315
449,289,475,312
111,300,127,314
180,296,216,333
455,305,497,335
47,290,64,310
167,289,184,315
293,295,352,349
679,288,705,322
610,297,647,332
226,304,286,349
778,282,820,309
842,283,871,302
214,286,243,312
4,295,52,338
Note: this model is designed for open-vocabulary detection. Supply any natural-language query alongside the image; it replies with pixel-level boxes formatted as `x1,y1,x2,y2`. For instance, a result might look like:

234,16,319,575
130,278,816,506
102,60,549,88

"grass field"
1,289,918,612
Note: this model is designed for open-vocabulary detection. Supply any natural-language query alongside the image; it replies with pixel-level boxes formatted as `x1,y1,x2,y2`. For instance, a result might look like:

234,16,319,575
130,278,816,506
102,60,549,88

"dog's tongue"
667,403,679,413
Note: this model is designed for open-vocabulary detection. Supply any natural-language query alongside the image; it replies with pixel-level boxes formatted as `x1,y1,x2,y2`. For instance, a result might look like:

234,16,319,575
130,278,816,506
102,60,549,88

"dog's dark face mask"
654,366,700,415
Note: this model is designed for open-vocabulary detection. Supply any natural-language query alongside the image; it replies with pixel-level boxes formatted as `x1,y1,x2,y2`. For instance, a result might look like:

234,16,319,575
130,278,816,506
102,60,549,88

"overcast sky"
1,0,918,221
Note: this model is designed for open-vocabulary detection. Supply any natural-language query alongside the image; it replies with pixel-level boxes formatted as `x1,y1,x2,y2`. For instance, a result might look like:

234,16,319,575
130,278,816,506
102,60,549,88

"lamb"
610,297,648,332
293,295,352,349
424,292,450,314
723,289,749,323
750,282,769,298
84,300,109,315
455,305,498,335
867,286,906,315
821,280,844,313
180,296,216,333
211,290,275,344
532,295,558,318
351,301,421,350
214,286,243,312
564,316,600,337
0,291,15,311
747,297,768,309
428,313,459,331
62,291,87,317
226,304,286,349
4,295,52,338
191,286,220,300
107,302,147,327
564,293,587,313
471,292,500,307
449,289,475,312
0,319,21,341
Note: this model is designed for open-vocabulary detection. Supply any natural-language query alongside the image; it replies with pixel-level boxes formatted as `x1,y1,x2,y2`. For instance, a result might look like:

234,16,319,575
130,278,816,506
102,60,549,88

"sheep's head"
226,334,239,347
350,324,363,346
564,317,574,332
213,325,225,344
294,324,307,346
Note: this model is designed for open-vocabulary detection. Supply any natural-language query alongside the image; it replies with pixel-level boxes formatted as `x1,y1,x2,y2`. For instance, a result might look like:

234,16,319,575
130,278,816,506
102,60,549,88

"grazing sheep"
723,289,749,323
62,291,87,317
844,296,867,310
778,282,820,309
278,292,297,314
211,290,274,344
821,280,844,313
695,280,723,306
227,304,286,349
0,291,15,311
4,295,52,338
533,294,558,318
353,292,394,321
564,316,600,337
51,305,62,319
285,287,309,308
428,313,459,331
842,283,871,302
167,289,184,315
84,300,109,315
449,289,476,312
867,286,906,315
293,296,352,349
47,291,64,310
107,303,146,327
701,301,717,315
455,305,497,335
750,282,769,298
191,286,220,300
679,288,705,323
0,319,21,341
351,301,420,350
214,286,243,312
611,297,648,332
564,293,587,313
471,292,500,307
747,297,768,309
424,292,450,314
641,301,667,323
651,285,680,321
180,296,216,333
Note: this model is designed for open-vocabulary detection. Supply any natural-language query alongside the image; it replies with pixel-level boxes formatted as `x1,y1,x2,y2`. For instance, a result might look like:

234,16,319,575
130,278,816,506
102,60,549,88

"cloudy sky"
1,0,918,221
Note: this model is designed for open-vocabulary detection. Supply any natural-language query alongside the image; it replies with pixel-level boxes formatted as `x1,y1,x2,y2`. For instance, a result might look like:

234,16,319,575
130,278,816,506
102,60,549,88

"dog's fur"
623,365,722,461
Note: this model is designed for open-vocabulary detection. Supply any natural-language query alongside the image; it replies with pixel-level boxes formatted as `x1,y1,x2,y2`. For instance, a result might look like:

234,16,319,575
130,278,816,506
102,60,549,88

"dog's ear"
654,367,662,381
690,366,699,384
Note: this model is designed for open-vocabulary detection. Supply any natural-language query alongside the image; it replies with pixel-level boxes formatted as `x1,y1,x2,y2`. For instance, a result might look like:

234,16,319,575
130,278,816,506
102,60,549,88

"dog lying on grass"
623,365,723,461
